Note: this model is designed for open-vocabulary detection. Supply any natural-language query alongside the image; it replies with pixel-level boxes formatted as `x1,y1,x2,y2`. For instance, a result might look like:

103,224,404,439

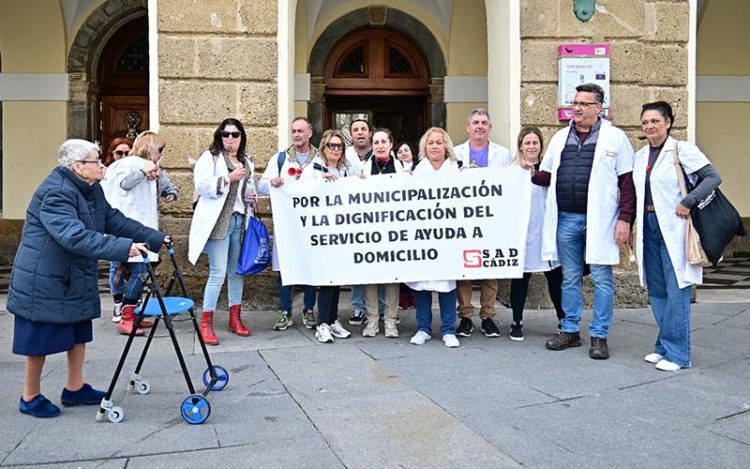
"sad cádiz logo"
463,249,482,268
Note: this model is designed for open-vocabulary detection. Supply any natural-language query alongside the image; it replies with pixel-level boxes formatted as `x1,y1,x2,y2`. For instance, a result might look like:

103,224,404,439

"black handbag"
677,144,746,265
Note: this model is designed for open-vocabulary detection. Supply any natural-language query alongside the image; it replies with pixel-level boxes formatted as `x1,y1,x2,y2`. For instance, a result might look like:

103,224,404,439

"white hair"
58,139,100,168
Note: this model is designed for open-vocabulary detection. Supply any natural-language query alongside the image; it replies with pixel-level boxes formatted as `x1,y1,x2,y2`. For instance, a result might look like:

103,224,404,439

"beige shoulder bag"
672,143,711,267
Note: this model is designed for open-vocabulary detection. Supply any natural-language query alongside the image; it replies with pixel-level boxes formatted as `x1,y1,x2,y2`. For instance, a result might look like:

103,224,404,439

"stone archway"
307,7,446,136
67,0,147,142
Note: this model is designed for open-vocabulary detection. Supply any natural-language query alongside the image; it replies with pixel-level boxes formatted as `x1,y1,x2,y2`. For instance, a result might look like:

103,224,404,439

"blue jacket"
7,167,166,324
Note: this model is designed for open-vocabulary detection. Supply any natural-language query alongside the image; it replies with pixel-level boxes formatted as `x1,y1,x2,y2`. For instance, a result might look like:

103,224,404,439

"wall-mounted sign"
557,43,611,120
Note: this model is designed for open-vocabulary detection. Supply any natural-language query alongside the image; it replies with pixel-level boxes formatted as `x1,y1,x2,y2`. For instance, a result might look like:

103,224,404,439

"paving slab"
1,291,749,468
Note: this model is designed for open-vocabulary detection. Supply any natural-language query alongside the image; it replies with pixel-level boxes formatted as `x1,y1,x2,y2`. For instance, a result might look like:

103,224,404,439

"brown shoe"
545,331,581,350
589,337,609,360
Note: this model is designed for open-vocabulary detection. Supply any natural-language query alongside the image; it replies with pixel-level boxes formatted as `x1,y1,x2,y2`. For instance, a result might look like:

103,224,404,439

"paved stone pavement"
0,289,749,468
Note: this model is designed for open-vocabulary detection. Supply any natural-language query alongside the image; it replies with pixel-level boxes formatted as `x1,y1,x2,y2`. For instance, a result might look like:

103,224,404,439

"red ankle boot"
200,311,219,345
116,305,145,336
228,305,251,336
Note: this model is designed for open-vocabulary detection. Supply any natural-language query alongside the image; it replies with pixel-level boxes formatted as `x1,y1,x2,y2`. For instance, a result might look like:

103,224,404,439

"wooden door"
101,96,149,153
97,16,148,155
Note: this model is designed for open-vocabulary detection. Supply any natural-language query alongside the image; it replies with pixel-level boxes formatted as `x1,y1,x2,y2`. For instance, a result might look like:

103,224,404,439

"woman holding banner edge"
510,126,564,341
301,129,358,343
407,127,461,348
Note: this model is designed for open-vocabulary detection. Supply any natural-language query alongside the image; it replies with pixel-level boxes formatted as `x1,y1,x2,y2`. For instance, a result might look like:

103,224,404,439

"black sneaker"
480,318,500,338
349,309,364,326
509,322,524,341
456,318,474,337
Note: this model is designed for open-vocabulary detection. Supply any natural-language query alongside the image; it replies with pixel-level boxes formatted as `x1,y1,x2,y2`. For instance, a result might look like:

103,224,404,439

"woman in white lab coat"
633,101,721,371
509,127,564,341
407,127,461,348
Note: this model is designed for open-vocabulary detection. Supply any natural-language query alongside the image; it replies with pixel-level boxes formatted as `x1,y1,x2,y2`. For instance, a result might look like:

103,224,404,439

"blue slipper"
61,383,107,406
19,395,61,418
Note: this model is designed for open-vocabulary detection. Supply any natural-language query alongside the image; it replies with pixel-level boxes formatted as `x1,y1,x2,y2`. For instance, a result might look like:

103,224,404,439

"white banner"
270,167,531,286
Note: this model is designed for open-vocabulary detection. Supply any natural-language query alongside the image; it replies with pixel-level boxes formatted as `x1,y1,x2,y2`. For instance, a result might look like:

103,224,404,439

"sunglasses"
326,143,344,151
113,150,128,157
221,131,241,138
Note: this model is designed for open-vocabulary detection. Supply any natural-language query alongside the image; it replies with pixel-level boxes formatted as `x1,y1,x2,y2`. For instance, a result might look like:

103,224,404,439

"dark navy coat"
7,167,165,324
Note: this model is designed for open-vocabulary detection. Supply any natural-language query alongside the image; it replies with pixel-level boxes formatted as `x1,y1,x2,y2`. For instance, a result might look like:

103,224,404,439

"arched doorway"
97,16,149,154
323,27,430,145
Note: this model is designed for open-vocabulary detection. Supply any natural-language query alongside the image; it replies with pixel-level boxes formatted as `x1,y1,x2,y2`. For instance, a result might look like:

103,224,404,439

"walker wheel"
181,395,211,425
202,365,229,391
136,380,151,395
108,406,124,423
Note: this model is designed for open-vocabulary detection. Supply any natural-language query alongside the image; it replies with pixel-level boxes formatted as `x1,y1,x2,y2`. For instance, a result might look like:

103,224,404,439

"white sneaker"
330,320,351,339
442,334,460,348
644,352,664,364
384,319,399,338
655,359,682,372
362,321,379,337
315,323,334,343
410,330,431,345
111,302,123,323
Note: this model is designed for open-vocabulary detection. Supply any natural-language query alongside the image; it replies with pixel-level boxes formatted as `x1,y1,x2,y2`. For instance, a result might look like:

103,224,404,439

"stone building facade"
1,1,746,309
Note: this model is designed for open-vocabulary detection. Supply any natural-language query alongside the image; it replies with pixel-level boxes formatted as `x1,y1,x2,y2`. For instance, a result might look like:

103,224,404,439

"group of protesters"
8,82,723,418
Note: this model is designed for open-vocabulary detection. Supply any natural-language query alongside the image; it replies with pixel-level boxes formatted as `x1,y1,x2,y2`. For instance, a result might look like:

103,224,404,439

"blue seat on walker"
135,297,194,316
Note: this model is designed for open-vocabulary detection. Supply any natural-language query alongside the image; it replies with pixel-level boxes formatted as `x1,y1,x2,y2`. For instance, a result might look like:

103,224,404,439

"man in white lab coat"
453,109,512,338
529,84,635,359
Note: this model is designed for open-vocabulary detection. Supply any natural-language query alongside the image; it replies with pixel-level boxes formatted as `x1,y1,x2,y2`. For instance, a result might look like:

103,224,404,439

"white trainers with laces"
112,302,123,323
330,320,351,339
315,323,334,343
384,319,399,338
644,352,664,364
410,330,431,345
442,334,460,348
362,321,379,337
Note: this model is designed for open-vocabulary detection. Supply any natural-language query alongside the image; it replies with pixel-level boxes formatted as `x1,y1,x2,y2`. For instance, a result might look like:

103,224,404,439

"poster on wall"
557,43,611,121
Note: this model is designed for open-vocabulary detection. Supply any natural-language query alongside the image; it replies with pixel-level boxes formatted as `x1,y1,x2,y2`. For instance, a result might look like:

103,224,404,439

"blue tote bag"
236,216,271,275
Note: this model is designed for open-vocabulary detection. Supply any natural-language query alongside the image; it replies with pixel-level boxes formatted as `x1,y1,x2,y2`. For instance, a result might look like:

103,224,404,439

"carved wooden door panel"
101,95,149,155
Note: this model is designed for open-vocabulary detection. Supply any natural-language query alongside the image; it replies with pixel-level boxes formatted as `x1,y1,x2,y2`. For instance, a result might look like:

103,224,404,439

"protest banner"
270,166,531,286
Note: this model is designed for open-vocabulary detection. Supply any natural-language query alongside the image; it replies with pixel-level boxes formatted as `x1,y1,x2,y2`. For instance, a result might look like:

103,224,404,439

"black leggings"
316,286,340,325
510,267,564,323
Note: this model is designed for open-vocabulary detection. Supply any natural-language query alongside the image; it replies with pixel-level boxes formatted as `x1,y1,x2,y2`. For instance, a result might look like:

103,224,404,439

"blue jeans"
557,212,614,338
109,261,147,302
643,212,692,367
351,284,366,311
415,289,457,336
202,212,244,311
279,280,316,313
109,261,123,296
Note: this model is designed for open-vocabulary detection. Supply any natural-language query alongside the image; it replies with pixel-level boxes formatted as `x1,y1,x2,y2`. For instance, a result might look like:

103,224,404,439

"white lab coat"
188,151,254,265
540,119,634,265
101,155,159,262
525,179,560,272
345,146,369,174
360,156,410,175
405,158,460,293
454,140,512,168
633,137,708,288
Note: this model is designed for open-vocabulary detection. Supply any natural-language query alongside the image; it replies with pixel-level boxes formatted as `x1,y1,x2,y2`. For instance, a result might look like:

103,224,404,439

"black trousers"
316,285,340,325
509,266,564,323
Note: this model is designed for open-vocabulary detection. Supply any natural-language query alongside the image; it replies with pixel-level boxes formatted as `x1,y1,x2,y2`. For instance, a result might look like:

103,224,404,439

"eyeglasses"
326,143,344,151
221,131,241,138
571,101,600,108
78,159,104,166
113,150,128,157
